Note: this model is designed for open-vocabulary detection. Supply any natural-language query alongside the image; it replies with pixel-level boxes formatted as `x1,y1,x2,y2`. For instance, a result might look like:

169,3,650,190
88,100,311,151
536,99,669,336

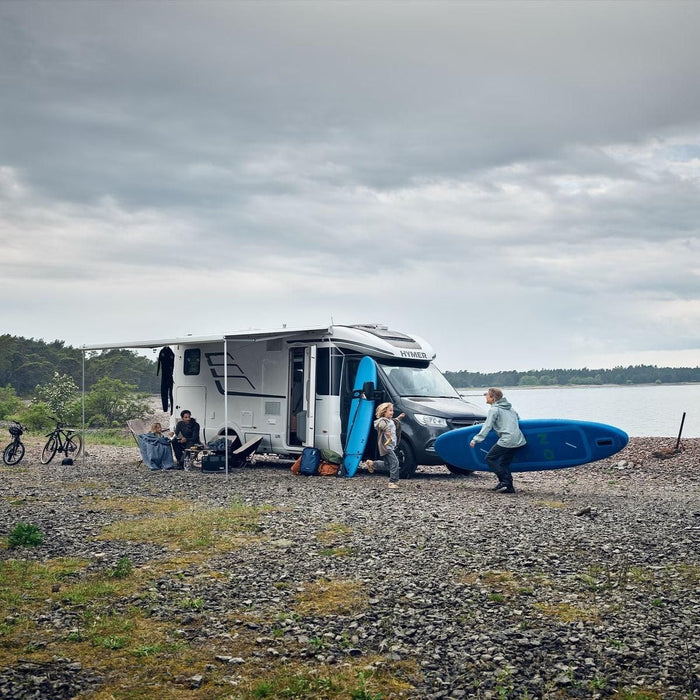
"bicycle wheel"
3,442,25,466
65,434,83,458
41,436,58,464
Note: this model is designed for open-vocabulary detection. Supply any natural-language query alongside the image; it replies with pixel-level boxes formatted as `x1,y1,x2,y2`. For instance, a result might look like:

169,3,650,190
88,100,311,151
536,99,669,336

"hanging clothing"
157,346,175,413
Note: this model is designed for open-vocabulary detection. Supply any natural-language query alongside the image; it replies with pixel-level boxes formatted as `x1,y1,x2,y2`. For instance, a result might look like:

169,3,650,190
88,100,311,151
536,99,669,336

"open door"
175,386,207,439
287,346,317,447
303,345,317,447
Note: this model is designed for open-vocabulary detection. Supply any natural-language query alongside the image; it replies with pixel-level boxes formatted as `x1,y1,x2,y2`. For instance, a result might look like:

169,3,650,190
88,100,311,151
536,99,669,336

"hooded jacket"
472,397,526,449
374,417,402,456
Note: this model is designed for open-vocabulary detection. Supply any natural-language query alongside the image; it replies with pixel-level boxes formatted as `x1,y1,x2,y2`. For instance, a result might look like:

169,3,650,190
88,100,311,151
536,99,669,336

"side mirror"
362,380,375,397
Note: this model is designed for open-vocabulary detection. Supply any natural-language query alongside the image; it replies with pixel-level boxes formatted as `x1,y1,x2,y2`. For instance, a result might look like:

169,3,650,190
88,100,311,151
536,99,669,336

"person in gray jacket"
470,387,526,493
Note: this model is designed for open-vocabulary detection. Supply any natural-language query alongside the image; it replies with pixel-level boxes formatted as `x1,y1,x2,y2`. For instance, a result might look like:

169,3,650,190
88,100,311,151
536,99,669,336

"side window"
316,348,330,395
344,356,360,394
315,348,344,396
184,348,201,376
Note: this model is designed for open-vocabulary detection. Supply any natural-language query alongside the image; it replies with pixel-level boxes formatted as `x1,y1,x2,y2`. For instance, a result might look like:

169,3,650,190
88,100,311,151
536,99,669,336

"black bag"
299,447,321,476
201,454,227,472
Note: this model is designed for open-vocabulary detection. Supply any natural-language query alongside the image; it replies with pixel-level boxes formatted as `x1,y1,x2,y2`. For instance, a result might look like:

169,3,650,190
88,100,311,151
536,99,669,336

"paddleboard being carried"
434,418,628,473
342,356,377,478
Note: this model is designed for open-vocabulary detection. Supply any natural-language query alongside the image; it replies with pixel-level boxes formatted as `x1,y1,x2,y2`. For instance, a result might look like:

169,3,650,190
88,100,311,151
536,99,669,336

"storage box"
201,454,227,472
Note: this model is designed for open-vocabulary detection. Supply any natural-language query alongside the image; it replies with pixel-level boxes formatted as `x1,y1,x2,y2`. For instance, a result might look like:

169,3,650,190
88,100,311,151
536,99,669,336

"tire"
3,442,25,466
41,436,58,464
397,439,418,479
65,434,83,458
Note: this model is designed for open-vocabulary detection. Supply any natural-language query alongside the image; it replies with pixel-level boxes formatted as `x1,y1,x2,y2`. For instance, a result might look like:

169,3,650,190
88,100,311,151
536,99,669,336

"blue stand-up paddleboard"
342,356,377,478
434,419,628,474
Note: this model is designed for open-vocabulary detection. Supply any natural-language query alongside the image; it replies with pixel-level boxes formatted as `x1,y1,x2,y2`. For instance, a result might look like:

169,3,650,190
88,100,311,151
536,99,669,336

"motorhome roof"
80,325,334,351
81,323,436,360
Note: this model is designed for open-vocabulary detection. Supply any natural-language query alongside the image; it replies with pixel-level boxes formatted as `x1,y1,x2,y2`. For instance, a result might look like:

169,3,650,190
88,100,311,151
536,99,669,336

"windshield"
379,363,461,398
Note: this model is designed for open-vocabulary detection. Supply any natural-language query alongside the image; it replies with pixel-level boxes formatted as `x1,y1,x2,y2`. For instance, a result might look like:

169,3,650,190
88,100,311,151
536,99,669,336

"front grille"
449,418,484,429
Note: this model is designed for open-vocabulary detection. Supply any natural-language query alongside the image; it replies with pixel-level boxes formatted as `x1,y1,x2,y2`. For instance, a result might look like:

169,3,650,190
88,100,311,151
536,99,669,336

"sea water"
458,384,700,438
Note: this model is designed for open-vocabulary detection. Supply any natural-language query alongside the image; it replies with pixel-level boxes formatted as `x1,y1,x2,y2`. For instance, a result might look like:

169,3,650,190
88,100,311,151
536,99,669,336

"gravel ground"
0,437,699,699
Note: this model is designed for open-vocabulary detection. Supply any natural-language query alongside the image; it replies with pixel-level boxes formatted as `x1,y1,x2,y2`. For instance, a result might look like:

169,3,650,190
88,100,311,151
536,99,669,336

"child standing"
366,402,405,489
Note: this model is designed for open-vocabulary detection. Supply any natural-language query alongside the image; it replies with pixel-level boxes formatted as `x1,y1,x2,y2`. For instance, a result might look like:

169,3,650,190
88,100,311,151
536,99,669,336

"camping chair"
230,436,264,467
127,418,172,467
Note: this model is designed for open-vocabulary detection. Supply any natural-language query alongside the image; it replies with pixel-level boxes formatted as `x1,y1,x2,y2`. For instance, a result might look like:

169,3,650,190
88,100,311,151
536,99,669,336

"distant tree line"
0,335,159,396
444,365,700,388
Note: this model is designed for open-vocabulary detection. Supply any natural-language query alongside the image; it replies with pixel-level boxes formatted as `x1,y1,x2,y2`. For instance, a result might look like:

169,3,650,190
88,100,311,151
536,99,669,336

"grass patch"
535,601,599,623
674,562,700,584
85,429,135,447
295,579,368,617
97,500,265,553
315,522,352,546
0,557,88,613
236,659,416,700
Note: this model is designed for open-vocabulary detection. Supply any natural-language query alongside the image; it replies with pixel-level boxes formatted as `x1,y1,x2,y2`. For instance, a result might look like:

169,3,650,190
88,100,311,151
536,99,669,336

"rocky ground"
0,436,699,699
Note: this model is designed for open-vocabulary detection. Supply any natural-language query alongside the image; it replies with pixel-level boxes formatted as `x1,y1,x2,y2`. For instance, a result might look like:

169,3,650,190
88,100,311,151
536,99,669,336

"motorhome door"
287,346,316,447
175,386,207,439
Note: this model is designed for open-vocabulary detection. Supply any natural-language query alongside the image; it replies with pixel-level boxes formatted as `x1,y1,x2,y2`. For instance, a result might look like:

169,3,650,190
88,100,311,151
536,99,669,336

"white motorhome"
84,323,485,477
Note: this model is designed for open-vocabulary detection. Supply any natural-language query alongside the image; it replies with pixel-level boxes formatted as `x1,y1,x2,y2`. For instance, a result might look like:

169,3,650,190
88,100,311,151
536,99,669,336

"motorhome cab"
86,324,486,477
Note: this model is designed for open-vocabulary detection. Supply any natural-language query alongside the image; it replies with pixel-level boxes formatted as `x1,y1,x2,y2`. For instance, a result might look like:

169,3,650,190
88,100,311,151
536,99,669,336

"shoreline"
459,381,700,391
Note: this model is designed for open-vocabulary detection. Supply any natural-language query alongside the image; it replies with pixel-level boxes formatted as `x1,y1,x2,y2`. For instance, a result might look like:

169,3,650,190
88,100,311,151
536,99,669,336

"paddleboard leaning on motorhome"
81,323,486,476
342,356,377,478
435,419,628,473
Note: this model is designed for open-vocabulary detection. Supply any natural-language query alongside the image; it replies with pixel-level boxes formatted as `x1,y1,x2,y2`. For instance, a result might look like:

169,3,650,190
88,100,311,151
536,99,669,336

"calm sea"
458,384,700,438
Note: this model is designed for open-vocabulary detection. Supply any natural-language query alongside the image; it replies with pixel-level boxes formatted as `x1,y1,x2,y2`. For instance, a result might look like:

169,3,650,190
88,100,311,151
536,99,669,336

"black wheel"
3,442,25,466
41,436,58,464
397,440,417,479
445,463,473,476
65,434,83,458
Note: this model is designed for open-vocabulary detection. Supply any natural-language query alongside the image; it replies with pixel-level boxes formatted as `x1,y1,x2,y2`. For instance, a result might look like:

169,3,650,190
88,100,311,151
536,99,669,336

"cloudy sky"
1,1,699,372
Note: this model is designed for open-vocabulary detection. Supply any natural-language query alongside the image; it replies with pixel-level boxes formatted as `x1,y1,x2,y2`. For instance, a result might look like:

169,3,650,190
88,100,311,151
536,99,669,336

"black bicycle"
2,421,27,466
41,420,83,464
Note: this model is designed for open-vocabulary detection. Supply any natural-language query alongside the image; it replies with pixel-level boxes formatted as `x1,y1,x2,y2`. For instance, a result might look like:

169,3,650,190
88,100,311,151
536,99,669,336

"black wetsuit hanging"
157,346,175,413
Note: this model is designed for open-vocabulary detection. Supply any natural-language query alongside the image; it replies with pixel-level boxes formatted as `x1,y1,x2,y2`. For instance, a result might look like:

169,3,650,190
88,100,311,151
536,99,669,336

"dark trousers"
173,439,196,467
485,444,519,487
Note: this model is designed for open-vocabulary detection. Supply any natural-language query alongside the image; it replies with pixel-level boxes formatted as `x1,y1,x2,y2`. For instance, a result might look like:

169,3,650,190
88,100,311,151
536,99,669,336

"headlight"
414,413,448,428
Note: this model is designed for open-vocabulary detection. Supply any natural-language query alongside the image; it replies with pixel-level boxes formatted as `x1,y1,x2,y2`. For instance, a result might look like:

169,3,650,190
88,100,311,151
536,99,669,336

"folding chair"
127,418,162,467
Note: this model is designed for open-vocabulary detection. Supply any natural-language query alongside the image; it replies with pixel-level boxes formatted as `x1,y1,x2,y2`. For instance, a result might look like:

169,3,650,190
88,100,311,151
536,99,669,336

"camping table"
183,446,212,470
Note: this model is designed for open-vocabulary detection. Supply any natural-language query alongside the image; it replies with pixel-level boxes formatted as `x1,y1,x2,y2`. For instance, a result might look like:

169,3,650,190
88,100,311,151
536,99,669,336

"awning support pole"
81,350,86,467
224,338,229,480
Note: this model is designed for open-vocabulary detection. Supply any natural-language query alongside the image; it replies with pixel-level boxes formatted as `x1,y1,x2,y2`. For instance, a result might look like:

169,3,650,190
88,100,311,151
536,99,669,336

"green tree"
518,375,538,386
0,385,23,419
34,372,79,421
82,377,150,427
15,402,54,431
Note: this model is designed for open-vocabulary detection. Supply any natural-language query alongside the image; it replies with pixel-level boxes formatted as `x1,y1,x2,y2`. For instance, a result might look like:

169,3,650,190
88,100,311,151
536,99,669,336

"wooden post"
674,412,686,451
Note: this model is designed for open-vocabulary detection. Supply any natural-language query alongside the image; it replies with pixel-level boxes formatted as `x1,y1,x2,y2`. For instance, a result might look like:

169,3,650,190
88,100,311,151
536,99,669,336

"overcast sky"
1,0,699,372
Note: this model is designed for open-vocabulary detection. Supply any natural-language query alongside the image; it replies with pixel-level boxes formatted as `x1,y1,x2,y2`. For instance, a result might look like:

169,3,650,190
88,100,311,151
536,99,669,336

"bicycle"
3,421,27,466
41,420,83,464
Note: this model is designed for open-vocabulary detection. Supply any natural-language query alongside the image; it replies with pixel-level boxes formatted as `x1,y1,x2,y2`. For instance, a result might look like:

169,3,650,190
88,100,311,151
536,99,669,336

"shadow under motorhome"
83,323,486,478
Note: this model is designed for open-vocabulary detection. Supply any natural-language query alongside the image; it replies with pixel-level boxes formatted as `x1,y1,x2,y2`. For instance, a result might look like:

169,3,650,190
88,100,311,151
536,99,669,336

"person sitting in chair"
172,410,201,468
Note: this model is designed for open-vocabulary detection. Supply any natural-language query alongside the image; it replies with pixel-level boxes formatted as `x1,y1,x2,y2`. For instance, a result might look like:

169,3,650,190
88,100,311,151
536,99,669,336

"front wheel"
41,436,58,464
3,442,25,466
397,440,417,479
65,434,83,458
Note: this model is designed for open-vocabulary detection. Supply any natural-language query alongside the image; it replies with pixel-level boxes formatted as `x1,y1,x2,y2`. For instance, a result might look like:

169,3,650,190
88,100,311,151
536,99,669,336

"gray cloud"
1,1,699,370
